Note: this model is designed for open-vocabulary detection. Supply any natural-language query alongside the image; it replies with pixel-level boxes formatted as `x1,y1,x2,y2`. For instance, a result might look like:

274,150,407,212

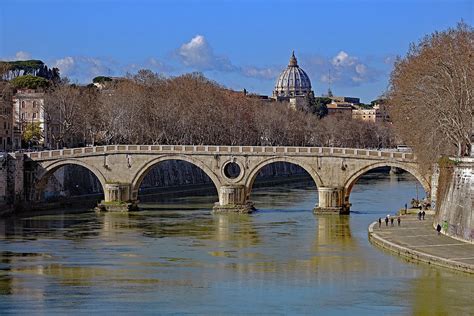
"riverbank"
368,214,474,274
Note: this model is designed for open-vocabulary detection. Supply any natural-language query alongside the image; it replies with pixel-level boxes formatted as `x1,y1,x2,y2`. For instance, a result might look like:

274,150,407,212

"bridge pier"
213,185,254,213
314,187,350,215
96,183,139,212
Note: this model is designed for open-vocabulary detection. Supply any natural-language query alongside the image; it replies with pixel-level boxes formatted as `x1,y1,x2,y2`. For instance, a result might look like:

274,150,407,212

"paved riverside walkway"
368,215,474,274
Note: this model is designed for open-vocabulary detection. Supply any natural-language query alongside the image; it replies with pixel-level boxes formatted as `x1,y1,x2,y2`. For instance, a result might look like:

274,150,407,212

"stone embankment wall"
433,158,473,243
0,153,24,214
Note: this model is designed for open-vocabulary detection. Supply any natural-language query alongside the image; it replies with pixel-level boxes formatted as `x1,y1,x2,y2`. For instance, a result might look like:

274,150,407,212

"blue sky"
0,0,472,102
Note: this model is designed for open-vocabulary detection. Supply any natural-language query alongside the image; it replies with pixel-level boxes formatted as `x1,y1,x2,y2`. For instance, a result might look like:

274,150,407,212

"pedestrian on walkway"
385,216,389,227
390,217,394,226
418,211,422,220
422,210,425,220
397,216,401,226
437,224,442,235
378,218,382,228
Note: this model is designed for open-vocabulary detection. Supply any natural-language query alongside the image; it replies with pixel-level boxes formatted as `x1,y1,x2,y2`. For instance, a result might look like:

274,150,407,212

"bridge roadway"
24,145,431,213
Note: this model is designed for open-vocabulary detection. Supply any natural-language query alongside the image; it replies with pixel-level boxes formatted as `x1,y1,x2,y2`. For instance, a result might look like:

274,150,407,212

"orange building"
326,101,353,119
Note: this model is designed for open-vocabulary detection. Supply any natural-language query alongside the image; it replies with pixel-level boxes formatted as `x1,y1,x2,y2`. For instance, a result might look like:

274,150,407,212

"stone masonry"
21,145,430,214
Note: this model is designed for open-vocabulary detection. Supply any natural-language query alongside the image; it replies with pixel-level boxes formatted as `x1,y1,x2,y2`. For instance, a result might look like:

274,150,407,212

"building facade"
0,96,14,151
326,101,353,119
12,89,49,149
352,103,390,123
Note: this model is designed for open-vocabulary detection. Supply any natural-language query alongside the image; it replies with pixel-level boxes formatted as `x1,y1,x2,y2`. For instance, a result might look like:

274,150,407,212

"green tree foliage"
92,76,112,83
22,122,42,144
0,60,60,82
307,96,331,118
0,60,44,72
11,75,50,89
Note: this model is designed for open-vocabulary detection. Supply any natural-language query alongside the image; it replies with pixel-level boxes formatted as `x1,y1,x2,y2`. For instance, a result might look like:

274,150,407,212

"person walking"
385,216,389,227
390,217,394,226
397,216,401,226
436,224,442,235
422,210,425,220
418,211,422,220
378,218,382,228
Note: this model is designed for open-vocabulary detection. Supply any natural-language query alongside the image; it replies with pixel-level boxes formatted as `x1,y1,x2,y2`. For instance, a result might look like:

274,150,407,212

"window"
33,113,37,119
33,101,37,108
21,113,25,119
21,101,25,108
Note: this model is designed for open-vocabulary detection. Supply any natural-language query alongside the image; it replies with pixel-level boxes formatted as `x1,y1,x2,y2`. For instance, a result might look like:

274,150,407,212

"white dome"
273,52,312,98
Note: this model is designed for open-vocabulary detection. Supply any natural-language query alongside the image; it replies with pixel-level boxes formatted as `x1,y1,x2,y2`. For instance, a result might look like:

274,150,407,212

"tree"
0,60,60,82
44,82,86,148
307,96,331,118
11,75,50,89
92,76,112,84
389,22,473,164
22,122,42,146
0,62,10,79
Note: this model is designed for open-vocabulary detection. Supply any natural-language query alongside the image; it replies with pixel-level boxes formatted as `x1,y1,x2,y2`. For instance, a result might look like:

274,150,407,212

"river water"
0,171,473,315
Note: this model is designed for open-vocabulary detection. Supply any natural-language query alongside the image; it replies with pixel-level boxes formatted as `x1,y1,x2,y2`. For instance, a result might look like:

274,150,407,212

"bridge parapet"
24,145,415,161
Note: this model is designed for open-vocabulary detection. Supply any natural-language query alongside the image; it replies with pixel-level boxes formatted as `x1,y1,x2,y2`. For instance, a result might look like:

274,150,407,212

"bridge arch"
245,157,323,198
33,159,107,200
343,161,431,205
131,154,222,199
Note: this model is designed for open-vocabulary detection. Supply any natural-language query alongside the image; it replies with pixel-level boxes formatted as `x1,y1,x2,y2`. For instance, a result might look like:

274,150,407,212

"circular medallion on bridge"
223,162,241,179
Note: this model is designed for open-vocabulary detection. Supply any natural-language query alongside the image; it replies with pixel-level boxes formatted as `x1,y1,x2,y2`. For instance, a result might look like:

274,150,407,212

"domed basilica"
272,51,314,109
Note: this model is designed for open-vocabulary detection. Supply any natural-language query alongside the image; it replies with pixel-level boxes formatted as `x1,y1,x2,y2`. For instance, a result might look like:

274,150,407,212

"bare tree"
389,22,474,164
44,81,86,148
38,69,396,150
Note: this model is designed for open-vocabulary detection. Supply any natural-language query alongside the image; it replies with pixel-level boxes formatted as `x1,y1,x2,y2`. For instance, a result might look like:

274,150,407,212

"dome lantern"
288,51,298,67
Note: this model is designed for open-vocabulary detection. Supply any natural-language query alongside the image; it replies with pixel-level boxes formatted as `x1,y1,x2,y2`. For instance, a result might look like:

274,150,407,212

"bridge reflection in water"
0,173,472,314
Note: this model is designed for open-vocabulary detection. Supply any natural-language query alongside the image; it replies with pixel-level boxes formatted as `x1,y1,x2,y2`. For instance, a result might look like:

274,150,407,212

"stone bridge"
24,145,431,214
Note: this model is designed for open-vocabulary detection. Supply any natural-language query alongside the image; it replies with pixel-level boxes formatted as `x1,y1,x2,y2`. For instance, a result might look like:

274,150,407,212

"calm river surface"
0,171,473,315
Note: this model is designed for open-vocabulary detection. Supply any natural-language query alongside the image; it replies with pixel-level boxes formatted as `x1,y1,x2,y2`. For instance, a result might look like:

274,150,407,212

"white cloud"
355,63,367,75
332,51,356,67
52,56,115,82
146,57,174,72
241,66,280,80
53,56,75,75
384,55,396,65
14,51,31,60
178,35,210,67
176,35,235,71
0,50,32,61
320,74,332,83
303,51,382,87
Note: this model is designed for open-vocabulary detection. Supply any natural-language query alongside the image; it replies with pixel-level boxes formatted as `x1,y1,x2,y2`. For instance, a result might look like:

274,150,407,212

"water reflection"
212,214,260,247
0,172,472,314
316,215,353,247
408,269,474,315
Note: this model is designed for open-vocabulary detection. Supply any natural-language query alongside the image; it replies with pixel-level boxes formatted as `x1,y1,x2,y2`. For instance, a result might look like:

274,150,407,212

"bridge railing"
24,145,415,160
